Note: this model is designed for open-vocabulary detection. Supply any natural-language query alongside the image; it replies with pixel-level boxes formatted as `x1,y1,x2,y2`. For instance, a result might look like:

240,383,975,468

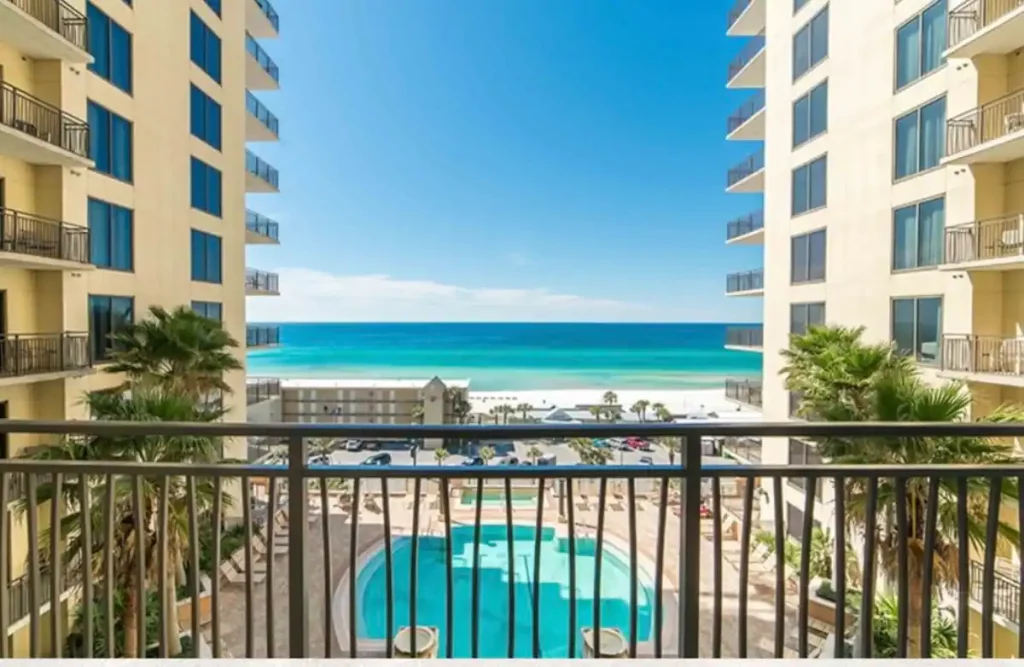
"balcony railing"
0,420,1022,658
246,150,279,189
6,0,88,50
0,207,90,264
246,210,280,241
725,326,763,348
8,558,80,626
726,210,764,241
246,33,280,83
247,377,281,405
727,149,764,189
726,34,765,82
944,214,1024,265
0,332,90,378
252,0,279,32
948,0,1024,49
726,268,764,294
0,80,89,158
727,91,765,135
247,325,280,348
246,268,279,293
246,91,279,137
720,435,761,463
946,87,1024,156
725,378,762,407
969,559,1020,625
942,334,1024,377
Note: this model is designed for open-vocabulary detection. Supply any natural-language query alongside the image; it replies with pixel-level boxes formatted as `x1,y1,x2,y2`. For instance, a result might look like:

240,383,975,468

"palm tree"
104,305,243,401
17,388,228,657
651,402,666,416
499,404,515,425
307,437,333,459
526,445,543,464
434,448,449,465
635,399,651,422
782,325,1023,656
660,436,680,465
568,438,613,465
516,403,534,423
654,406,673,422
602,406,620,423
602,391,618,408
410,404,425,425
478,445,496,465
446,389,472,424
588,406,603,423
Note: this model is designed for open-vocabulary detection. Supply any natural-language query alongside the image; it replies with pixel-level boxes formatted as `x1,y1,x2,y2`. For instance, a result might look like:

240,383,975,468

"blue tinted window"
896,0,947,90
793,5,828,80
204,0,222,16
190,157,222,217
88,198,133,271
192,301,223,321
89,294,134,362
893,197,945,270
191,229,223,283
792,155,827,215
190,85,222,150
88,101,132,182
895,96,946,179
793,80,827,147
87,3,132,94
190,11,221,83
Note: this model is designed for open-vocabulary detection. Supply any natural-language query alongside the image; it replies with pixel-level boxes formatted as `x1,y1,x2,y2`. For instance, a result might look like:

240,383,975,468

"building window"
893,197,945,270
791,229,827,284
190,11,221,83
793,5,828,80
190,85,222,150
895,96,946,180
787,438,824,501
191,229,222,284
793,80,828,147
192,301,222,321
896,0,947,90
87,198,133,271
790,302,825,335
794,0,809,12
203,0,221,16
87,3,132,94
892,296,942,364
87,101,132,182
190,157,222,217
792,155,827,215
89,295,134,362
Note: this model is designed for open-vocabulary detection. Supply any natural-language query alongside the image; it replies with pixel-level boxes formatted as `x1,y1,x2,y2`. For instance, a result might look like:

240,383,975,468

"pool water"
459,487,539,507
355,524,656,658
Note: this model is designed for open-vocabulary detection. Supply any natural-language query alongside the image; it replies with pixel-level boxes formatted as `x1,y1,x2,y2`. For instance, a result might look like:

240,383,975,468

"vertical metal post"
677,433,702,657
287,435,308,657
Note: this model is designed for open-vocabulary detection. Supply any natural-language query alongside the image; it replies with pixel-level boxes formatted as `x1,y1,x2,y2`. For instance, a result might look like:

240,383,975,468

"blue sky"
245,0,763,323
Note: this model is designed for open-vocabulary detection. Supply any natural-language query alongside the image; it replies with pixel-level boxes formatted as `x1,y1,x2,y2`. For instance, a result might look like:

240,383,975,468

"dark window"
896,0,947,90
192,301,223,321
191,229,222,283
893,197,945,270
790,302,826,335
89,295,134,362
190,11,222,83
787,438,824,501
794,0,809,11
792,155,827,215
87,101,132,182
190,157,222,217
190,85,222,150
791,229,827,284
203,0,222,16
892,297,942,364
895,96,946,180
87,3,132,94
793,5,829,80
793,80,828,147
87,198,133,271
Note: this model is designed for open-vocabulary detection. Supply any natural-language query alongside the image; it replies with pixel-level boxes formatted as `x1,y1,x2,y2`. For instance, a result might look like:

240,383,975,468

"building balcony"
246,0,279,39
720,436,762,463
725,209,764,245
727,0,765,37
246,268,280,296
943,213,1024,270
726,33,765,89
947,0,1024,59
246,33,280,90
245,209,280,245
247,324,280,349
726,149,764,193
0,0,90,63
945,87,1024,164
247,377,281,405
725,268,764,296
969,559,1020,628
7,559,81,632
0,332,90,387
246,91,279,142
0,80,90,167
725,326,763,352
940,334,1024,387
725,378,762,408
0,208,92,270
726,91,765,141
0,419,1023,657
245,150,280,193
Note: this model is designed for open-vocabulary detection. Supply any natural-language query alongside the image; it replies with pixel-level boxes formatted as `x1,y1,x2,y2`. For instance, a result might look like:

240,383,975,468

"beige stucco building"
724,0,1024,654
0,0,280,654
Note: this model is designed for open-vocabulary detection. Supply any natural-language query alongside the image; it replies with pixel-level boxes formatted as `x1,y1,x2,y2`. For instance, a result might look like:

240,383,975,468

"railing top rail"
726,267,764,278
948,86,1024,121
0,207,87,230
946,212,1024,230
0,80,88,127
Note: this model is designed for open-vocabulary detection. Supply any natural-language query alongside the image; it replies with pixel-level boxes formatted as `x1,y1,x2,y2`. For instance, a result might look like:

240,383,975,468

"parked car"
536,453,557,466
497,456,520,466
639,456,654,465
344,439,363,451
462,456,485,466
626,437,651,450
593,439,610,449
364,440,381,451
361,452,391,466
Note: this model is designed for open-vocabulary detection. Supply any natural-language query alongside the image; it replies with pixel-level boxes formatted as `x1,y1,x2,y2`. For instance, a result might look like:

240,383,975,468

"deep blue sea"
247,323,761,391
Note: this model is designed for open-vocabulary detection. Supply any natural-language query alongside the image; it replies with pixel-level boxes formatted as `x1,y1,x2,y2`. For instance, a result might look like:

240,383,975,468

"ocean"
246,323,762,391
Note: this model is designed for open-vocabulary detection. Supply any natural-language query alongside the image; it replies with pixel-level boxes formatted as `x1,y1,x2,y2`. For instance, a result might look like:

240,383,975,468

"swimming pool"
355,524,656,658
459,487,539,507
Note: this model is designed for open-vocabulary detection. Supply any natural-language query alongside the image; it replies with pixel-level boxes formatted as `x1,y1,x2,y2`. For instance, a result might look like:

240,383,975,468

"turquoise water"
247,322,761,390
355,524,655,658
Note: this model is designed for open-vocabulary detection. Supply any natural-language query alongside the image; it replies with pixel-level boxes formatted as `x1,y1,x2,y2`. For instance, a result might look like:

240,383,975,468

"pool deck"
208,486,797,658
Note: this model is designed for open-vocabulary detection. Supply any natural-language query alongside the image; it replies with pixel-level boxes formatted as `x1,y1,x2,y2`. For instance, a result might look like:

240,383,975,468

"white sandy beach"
469,388,759,417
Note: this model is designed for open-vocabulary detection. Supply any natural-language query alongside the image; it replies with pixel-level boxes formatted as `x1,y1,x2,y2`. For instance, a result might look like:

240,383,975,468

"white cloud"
245,268,653,322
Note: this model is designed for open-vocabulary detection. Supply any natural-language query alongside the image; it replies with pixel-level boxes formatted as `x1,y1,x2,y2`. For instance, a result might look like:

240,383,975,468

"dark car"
462,456,485,466
361,452,391,466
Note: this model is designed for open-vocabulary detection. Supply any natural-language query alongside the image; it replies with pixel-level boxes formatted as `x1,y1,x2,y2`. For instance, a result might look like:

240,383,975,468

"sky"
244,0,764,323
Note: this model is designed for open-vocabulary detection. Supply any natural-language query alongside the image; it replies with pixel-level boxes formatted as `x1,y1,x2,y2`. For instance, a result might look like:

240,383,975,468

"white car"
345,439,364,451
